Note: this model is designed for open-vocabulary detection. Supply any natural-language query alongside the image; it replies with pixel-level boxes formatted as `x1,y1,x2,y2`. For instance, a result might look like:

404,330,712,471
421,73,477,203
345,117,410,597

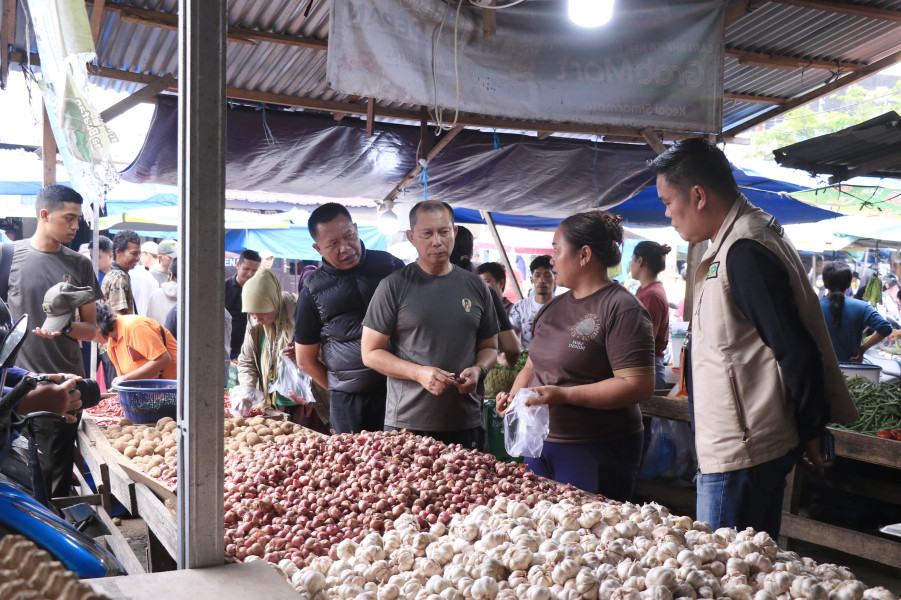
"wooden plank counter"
640,395,901,570
78,418,178,569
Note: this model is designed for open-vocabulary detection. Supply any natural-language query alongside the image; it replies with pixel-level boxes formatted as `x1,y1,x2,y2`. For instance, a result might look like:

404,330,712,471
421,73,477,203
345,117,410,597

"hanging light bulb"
568,0,614,27
378,201,400,235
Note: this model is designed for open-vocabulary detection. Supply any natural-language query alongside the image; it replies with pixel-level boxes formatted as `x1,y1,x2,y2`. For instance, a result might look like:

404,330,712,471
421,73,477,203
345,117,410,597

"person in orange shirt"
94,302,178,385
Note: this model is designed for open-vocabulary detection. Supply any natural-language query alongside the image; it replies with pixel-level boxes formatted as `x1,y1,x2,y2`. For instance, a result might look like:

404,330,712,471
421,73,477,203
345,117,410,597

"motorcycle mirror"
0,314,29,371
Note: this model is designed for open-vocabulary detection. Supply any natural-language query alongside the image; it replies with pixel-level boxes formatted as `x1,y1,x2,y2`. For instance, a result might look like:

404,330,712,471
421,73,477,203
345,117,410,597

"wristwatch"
62,321,74,336
473,364,488,377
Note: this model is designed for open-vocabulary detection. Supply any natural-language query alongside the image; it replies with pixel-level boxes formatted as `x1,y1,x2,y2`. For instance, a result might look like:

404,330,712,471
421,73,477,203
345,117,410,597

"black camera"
73,379,102,411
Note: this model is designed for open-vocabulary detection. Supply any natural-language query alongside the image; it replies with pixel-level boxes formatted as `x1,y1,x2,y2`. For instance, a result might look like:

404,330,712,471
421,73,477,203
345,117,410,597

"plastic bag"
229,383,264,418
268,356,315,404
640,417,697,481
503,389,549,458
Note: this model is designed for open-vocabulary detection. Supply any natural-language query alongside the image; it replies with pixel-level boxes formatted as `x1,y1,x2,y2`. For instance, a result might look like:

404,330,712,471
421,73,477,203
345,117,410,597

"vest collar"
702,193,751,264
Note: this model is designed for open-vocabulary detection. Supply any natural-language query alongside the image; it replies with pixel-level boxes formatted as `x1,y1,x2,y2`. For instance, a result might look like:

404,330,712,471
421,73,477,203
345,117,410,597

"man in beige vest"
649,138,858,537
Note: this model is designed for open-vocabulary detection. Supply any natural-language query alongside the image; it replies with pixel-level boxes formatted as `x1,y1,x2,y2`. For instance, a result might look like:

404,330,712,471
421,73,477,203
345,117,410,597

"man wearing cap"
154,240,178,285
140,241,159,272
7,185,103,498
102,230,141,316
260,249,276,270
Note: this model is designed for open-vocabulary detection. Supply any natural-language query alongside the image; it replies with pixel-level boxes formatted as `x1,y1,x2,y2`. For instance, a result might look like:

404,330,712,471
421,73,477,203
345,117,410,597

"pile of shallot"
224,430,593,566
250,497,896,600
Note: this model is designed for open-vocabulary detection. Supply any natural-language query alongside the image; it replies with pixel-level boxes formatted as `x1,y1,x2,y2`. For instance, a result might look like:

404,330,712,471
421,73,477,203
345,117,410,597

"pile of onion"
223,430,594,566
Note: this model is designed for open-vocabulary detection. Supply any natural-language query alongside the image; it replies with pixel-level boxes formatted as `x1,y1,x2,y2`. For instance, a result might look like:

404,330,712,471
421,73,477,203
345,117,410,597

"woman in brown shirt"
496,210,655,500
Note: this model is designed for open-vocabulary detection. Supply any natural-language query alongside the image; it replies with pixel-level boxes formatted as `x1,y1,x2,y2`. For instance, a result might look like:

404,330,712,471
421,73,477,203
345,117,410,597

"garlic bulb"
472,576,500,600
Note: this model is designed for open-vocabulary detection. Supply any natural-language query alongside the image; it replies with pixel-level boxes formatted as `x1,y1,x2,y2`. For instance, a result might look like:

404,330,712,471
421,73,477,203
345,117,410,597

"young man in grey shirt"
362,201,498,449
8,185,103,497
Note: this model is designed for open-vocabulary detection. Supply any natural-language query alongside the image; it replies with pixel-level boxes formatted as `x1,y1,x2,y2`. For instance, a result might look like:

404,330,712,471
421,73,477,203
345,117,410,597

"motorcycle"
0,301,125,578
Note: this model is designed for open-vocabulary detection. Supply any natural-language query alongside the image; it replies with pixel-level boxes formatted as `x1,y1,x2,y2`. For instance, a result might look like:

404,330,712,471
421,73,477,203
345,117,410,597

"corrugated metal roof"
774,111,901,181
9,0,901,137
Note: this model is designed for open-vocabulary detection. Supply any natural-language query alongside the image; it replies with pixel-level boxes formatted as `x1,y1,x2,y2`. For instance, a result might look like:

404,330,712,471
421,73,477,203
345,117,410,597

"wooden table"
77,418,178,572
640,395,901,570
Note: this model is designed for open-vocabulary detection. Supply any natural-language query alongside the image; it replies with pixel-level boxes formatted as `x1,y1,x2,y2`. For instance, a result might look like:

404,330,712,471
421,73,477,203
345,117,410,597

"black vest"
302,248,402,393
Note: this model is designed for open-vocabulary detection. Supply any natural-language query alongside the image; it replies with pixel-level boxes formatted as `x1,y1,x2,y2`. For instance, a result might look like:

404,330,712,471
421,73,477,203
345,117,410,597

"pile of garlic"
249,497,896,600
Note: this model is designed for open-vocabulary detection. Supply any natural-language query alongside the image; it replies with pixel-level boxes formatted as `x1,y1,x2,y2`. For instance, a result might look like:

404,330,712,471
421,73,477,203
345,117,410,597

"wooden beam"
724,0,767,28
725,48,901,136
723,92,785,105
12,50,719,142
84,1,328,50
772,0,901,22
365,98,376,138
781,514,901,569
100,73,176,121
725,47,861,72
382,125,464,205
482,0,496,42
42,102,56,186
640,127,667,154
89,0,106,44
333,112,347,121
1,0,17,89
420,107,433,157
536,131,553,140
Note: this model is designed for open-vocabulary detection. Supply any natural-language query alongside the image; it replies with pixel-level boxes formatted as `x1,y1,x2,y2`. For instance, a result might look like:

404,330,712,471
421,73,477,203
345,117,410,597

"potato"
137,444,155,457
165,456,177,465
123,446,137,458
118,418,133,426
249,416,266,426
122,426,135,435
129,439,141,448
163,421,177,433
246,433,262,446
113,442,127,453
148,467,162,478
262,435,273,443
118,433,133,443
233,416,246,427
148,455,164,467
157,416,174,426
256,426,273,437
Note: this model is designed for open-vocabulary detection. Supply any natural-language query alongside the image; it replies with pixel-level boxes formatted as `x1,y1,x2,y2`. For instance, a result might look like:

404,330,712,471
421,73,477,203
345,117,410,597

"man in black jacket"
294,203,403,434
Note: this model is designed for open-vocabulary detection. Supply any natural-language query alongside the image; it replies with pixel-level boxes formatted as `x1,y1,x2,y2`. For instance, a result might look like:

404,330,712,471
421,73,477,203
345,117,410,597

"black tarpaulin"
122,97,657,216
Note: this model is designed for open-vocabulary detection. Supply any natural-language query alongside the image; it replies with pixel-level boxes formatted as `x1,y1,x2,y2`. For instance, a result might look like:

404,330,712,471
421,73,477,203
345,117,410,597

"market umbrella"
98,206,294,232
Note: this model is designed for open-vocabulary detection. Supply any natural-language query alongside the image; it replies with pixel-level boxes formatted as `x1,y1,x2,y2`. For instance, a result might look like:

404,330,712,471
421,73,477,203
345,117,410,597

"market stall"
639,396,901,571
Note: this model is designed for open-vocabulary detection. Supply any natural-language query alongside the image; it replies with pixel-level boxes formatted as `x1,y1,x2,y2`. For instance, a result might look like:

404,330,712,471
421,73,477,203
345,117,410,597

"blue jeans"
696,448,799,537
526,432,644,501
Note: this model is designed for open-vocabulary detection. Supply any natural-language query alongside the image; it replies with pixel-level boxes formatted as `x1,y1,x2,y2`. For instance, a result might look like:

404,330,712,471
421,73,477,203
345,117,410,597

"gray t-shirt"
363,264,499,431
8,239,103,377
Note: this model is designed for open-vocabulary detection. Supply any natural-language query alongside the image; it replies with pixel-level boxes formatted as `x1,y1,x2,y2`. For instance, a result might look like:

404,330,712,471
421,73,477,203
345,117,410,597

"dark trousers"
329,389,387,435
385,425,484,452
31,414,81,499
525,432,644,501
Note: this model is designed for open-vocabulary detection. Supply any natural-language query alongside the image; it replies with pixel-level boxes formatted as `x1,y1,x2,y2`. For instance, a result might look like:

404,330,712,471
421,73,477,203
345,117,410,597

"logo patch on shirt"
461,298,472,313
767,216,784,237
706,262,720,280
570,313,600,345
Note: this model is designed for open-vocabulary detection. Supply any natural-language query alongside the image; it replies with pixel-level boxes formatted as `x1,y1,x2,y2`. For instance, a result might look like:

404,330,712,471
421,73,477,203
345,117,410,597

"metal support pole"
481,210,523,301
176,0,226,569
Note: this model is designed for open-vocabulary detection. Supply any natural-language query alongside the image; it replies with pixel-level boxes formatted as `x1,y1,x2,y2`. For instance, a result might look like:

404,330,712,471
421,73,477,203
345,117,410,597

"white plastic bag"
503,389,549,458
229,383,264,417
268,356,315,404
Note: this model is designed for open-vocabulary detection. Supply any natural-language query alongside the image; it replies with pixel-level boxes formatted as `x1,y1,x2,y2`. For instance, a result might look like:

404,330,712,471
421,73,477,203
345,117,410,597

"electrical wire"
430,0,465,134
469,0,527,9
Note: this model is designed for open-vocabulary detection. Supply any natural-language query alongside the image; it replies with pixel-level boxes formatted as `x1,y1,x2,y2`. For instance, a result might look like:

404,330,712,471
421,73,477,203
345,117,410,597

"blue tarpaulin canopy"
225,224,387,261
454,163,839,229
